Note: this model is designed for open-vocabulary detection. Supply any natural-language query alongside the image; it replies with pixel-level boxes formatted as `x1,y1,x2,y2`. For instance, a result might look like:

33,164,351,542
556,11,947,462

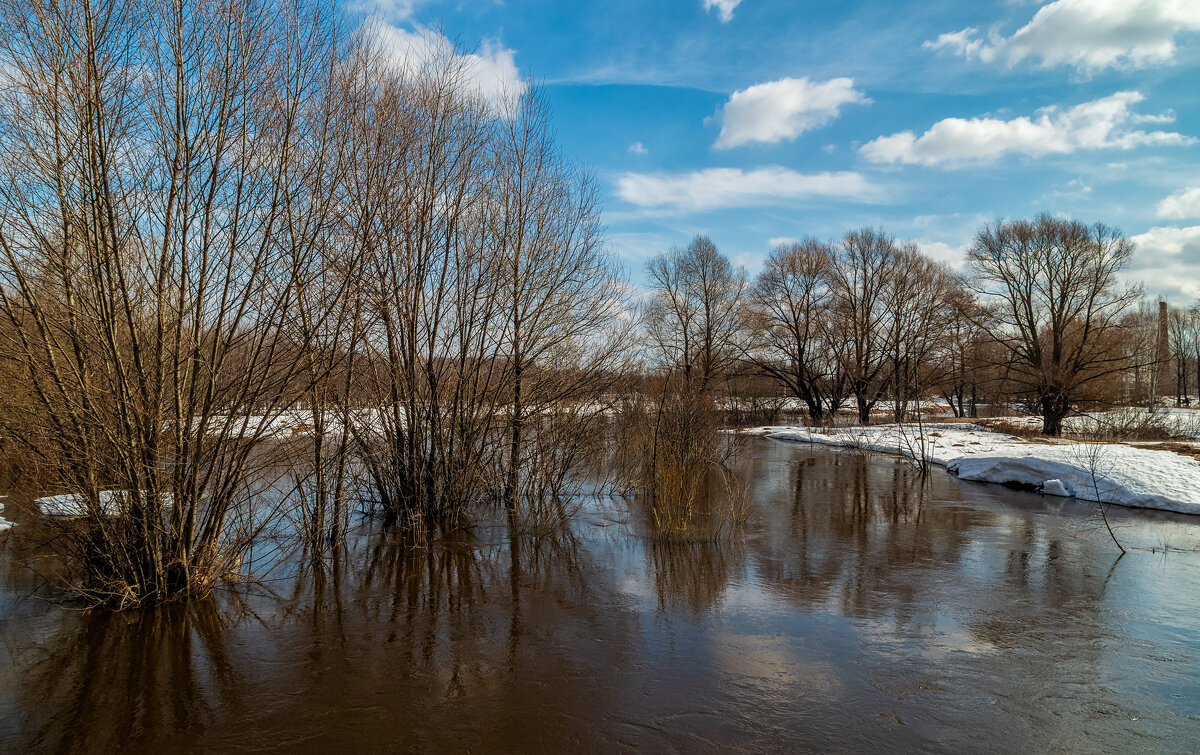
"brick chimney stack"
1155,300,1170,399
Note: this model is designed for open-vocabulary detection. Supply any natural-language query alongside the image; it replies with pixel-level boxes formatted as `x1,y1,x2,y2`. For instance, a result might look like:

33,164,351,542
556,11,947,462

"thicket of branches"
0,0,629,606
1166,304,1200,407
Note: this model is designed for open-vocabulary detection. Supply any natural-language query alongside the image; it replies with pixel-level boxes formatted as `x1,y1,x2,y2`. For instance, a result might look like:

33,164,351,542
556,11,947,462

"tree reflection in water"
648,538,745,614
14,599,242,751
3,438,1199,752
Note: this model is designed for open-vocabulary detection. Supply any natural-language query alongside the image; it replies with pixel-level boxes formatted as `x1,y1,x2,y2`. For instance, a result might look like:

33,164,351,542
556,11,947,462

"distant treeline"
646,218,1196,437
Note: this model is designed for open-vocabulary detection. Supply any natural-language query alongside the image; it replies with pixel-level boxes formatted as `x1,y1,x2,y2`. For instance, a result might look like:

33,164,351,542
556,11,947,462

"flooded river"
2,437,1199,752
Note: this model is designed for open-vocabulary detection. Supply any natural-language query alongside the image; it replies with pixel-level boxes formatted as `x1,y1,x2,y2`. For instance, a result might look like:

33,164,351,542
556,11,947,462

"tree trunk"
802,387,823,425
505,360,523,510
856,393,871,425
1041,393,1069,436
807,402,823,424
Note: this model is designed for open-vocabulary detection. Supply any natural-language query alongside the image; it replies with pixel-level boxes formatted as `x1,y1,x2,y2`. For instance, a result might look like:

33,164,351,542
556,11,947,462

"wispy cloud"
628,141,649,156
703,0,743,23
713,77,868,149
925,0,1200,74
607,232,677,263
1041,177,1093,202
616,167,883,213
861,91,1193,167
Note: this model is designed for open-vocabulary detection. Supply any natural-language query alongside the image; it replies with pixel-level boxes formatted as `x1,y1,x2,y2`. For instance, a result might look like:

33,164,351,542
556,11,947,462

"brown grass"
1143,442,1200,461
974,420,1054,442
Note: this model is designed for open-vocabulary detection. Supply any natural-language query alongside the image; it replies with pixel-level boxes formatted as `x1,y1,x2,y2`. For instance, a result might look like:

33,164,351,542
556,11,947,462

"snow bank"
0,501,13,531
751,425,1200,516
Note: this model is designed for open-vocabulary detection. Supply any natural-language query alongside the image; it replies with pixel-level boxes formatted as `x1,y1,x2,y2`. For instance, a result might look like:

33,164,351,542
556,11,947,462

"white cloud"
861,91,1193,167
911,239,968,269
704,0,743,23
925,0,1200,74
615,167,882,213
354,0,427,22
731,251,766,274
628,141,648,156
768,236,800,247
713,77,868,149
1132,224,1200,257
1157,187,1200,219
925,28,984,59
1128,225,1200,300
364,20,526,114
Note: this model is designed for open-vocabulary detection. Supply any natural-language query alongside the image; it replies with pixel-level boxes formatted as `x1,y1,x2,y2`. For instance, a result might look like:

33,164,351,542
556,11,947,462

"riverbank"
750,423,1200,516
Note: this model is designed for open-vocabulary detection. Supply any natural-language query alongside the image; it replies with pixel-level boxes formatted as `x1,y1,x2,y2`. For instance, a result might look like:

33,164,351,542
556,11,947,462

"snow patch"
35,491,174,518
754,424,1200,516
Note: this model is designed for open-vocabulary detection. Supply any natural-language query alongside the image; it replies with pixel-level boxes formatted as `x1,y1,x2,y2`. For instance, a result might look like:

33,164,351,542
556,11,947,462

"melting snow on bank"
752,425,1200,516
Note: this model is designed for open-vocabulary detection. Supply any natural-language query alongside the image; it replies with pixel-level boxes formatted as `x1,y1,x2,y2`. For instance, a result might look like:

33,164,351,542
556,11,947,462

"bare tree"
645,235,746,392
330,48,632,533
336,47,505,530
935,284,987,418
636,237,747,538
487,91,630,514
966,214,1141,436
746,240,835,423
1118,302,1161,408
882,245,957,422
1191,303,1200,406
827,228,897,424
1167,305,1194,406
275,22,367,550
0,0,344,605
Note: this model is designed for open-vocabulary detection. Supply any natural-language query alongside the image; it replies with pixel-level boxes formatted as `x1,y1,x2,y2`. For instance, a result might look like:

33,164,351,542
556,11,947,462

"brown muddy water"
2,436,1199,753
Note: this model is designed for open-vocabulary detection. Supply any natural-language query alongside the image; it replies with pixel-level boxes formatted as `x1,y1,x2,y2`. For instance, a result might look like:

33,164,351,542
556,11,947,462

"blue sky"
360,0,1200,302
